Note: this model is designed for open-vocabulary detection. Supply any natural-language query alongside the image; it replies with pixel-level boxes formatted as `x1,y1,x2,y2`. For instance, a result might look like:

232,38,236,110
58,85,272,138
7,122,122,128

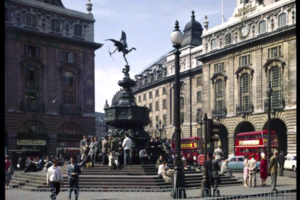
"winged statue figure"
106,31,136,65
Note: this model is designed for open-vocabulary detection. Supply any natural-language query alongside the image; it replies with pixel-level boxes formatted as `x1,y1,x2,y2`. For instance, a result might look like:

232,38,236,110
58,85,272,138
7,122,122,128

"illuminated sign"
17,139,46,146
239,140,259,146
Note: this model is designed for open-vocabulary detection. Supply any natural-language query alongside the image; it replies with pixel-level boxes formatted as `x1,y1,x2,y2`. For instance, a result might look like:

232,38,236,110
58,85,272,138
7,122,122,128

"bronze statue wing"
120,31,127,48
105,39,123,49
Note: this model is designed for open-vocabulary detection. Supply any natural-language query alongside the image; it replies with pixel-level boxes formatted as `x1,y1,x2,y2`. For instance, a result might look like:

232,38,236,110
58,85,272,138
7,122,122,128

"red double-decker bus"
235,130,278,160
171,137,203,158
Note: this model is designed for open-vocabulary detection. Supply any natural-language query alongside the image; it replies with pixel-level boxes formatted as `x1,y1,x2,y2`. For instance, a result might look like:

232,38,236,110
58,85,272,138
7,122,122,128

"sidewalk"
6,172,296,200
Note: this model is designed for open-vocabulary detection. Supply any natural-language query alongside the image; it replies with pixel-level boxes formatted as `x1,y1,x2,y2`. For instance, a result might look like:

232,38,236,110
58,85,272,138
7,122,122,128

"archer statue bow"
106,31,136,65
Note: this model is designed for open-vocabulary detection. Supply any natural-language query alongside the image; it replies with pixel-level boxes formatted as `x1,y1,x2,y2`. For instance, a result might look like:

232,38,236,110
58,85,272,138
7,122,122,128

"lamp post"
170,20,186,199
266,82,273,164
196,110,203,138
156,120,165,140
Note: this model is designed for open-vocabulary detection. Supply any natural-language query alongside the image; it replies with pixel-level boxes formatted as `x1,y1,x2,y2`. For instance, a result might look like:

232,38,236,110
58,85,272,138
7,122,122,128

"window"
63,72,76,104
196,77,202,86
269,66,282,108
24,66,39,104
155,89,159,97
278,13,286,27
138,96,141,102
180,97,184,109
197,128,202,138
259,20,266,34
51,19,61,32
163,114,167,125
24,45,40,58
239,55,251,67
157,73,162,80
240,74,250,109
211,38,217,50
74,24,83,37
180,82,184,91
180,112,184,124
214,62,224,73
225,33,231,45
197,91,202,102
26,13,37,27
63,52,77,64
149,103,152,112
65,24,70,35
149,91,152,99
215,80,225,112
16,13,21,25
150,76,154,82
268,46,281,58
143,93,146,101
163,99,167,110
163,87,166,95
196,109,202,121
155,101,159,111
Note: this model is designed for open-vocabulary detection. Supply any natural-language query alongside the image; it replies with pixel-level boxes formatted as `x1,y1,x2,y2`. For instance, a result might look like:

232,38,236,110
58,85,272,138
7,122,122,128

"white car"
284,154,296,171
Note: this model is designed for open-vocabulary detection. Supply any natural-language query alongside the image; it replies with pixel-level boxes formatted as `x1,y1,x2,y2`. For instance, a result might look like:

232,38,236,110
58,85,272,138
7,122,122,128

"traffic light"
206,119,221,141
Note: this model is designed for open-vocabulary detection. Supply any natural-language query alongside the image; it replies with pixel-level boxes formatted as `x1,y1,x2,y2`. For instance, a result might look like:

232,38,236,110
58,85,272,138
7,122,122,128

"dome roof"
182,11,203,47
184,11,203,32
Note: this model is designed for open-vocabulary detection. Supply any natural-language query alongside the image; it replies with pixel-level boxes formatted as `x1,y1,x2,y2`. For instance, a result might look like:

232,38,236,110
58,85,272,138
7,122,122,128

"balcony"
20,100,45,113
59,104,82,115
264,99,285,112
212,107,227,118
236,104,254,115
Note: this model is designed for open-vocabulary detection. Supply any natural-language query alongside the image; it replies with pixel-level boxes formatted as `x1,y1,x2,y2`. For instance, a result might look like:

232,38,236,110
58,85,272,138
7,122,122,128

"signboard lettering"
17,139,46,146
239,140,259,146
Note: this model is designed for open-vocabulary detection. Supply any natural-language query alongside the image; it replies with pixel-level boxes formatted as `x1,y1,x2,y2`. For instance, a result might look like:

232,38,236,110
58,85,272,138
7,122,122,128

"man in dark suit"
277,151,285,176
67,157,81,200
205,152,220,197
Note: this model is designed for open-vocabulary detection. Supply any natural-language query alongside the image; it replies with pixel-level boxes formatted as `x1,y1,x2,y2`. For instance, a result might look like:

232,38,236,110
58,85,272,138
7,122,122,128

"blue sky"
62,0,236,112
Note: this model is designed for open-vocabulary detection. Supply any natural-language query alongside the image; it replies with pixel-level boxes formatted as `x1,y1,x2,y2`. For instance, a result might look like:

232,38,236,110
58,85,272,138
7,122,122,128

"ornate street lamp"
266,82,273,165
156,120,165,140
170,20,186,199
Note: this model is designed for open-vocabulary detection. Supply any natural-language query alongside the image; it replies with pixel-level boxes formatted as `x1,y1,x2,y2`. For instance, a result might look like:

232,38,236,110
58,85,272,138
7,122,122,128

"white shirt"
122,137,132,150
46,165,63,184
158,164,166,176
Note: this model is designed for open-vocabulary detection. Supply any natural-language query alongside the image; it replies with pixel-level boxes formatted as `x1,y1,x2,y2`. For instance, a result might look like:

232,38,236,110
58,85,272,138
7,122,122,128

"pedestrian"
89,137,96,167
277,151,285,176
139,148,149,165
259,152,268,186
221,159,231,177
243,155,249,187
155,155,165,169
47,158,63,200
247,155,257,187
122,133,132,165
67,157,81,200
157,161,174,184
269,150,279,192
108,151,119,170
205,152,220,197
213,145,224,162
93,137,100,166
5,155,14,189
101,136,109,165
80,136,87,155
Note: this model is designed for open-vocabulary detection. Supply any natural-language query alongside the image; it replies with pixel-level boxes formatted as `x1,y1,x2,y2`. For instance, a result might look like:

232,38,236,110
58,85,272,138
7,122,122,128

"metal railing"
5,187,296,200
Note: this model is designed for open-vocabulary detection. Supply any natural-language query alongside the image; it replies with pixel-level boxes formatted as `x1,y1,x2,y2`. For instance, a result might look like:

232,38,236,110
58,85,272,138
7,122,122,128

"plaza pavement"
5,172,296,200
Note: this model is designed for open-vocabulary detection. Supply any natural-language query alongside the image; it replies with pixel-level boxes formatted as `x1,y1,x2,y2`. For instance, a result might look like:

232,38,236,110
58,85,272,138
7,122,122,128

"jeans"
50,182,60,200
102,153,107,165
271,172,277,190
68,178,79,200
124,149,131,165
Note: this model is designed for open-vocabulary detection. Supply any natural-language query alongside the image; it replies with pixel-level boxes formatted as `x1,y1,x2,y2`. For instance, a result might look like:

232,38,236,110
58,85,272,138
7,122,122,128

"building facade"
5,0,102,156
134,0,296,156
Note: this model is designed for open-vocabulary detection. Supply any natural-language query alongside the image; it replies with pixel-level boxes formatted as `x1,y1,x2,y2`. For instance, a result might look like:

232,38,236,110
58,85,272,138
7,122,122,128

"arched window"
269,66,282,108
74,24,83,37
211,38,217,50
278,13,286,27
215,80,225,113
225,33,232,45
26,13,37,27
51,19,61,32
24,66,39,104
259,20,266,34
65,24,70,35
240,74,250,110
63,72,76,104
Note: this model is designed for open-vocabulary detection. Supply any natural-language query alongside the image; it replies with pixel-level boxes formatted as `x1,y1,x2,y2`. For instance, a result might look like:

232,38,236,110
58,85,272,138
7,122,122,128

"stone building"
5,0,102,156
134,0,296,156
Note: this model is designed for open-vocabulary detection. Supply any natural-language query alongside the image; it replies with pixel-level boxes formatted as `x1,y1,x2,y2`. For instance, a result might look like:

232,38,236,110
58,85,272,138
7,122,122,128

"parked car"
284,154,296,171
221,156,260,171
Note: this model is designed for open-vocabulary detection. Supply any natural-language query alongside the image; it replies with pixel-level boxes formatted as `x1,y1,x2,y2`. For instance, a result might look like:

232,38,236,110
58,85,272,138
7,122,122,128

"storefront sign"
239,140,259,146
17,139,46,146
